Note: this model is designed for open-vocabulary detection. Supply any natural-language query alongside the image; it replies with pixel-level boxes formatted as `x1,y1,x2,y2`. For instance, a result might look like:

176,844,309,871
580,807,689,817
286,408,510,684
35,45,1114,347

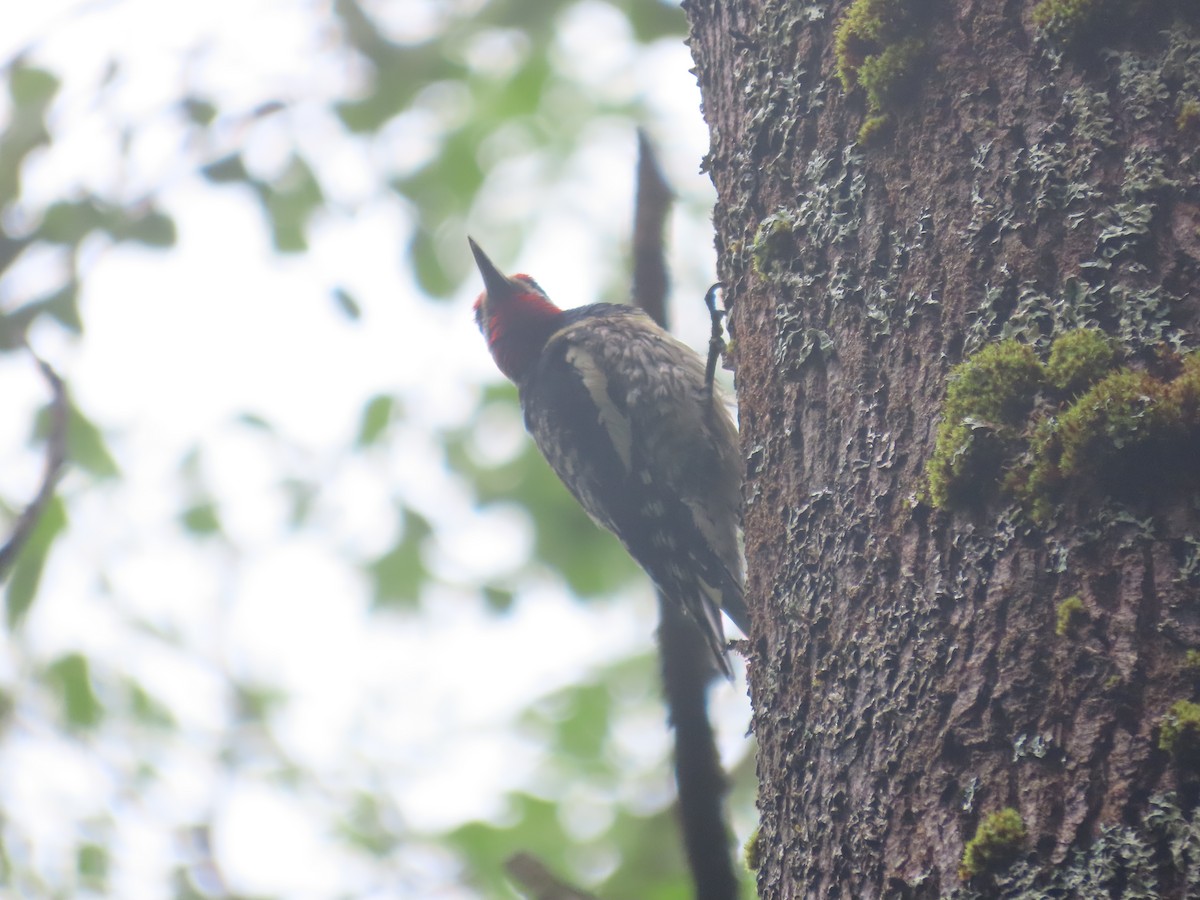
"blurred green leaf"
446,793,565,898
611,0,687,42
38,199,107,244
116,208,176,247
433,653,710,898
5,495,67,627
46,652,103,730
66,403,120,478
127,681,176,730
0,303,40,351
232,682,287,725
496,56,551,119
236,412,274,431
76,842,109,889
10,65,60,107
201,153,249,184
0,64,58,205
171,867,208,900
446,420,638,598
257,155,323,253
333,286,362,320
36,280,83,333
201,154,248,183
0,282,79,349
600,806,697,900
409,226,454,298
356,394,396,446
35,400,120,479
180,502,221,536
333,0,464,132
181,96,218,126
442,779,704,900
0,233,31,280
367,508,432,609
337,793,399,857
529,681,613,764
38,199,176,248
282,476,318,528
482,585,515,613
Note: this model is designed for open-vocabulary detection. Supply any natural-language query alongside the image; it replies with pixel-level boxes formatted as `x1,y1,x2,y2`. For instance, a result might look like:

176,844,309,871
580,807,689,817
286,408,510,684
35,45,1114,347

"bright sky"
0,2,749,897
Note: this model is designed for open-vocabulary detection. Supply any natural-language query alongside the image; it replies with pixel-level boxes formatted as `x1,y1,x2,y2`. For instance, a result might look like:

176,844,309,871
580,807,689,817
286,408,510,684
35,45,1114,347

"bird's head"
469,237,562,382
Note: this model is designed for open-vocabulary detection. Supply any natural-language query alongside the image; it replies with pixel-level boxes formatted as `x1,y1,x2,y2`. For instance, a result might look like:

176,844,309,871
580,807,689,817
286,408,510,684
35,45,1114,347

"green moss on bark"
960,808,1027,880
927,341,1043,508
928,336,1200,519
1055,595,1086,636
1045,328,1115,396
1031,0,1179,45
834,0,931,144
1159,700,1200,762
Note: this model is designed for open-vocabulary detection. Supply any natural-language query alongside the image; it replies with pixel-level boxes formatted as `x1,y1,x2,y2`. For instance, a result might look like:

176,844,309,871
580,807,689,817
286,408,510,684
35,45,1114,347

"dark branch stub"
505,853,599,900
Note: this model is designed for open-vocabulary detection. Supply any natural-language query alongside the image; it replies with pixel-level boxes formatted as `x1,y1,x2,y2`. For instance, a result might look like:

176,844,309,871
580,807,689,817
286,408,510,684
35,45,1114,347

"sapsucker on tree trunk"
469,238,747,674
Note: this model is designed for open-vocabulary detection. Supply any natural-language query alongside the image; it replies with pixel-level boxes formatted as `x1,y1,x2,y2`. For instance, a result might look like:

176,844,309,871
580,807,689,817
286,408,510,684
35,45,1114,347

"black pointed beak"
468,237,514,300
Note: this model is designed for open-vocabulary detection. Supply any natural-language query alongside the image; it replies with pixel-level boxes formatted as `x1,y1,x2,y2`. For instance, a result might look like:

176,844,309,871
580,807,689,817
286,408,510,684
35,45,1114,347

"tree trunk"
686,0,1200,896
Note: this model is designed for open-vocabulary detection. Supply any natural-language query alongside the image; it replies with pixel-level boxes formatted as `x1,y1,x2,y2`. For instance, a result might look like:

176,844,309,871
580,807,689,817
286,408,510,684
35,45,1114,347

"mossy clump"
927,418,997,509
1159,699,1200,763
1045,328,1115,396
835,0,905,90
835,0,930,140
1031,0,1106,43
857,37,927,112
744,826,762,871
1161,351,1200,426
1185,649,1200,672
960,808,1027,880
1031,0,1174,46
1054,369,1168,479
1020,351,1200,517
857,113,895,146
1016,370,1159,516
1017,416,1064,523
943,341,1045,425
751,211,798,277
927,341,1044,508
1055,595,1086,636
1178,97,1200,132
930,336,1200,518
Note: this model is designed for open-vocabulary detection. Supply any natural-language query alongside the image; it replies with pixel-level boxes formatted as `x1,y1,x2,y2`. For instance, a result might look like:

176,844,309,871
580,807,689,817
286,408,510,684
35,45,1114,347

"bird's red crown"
470,241,563,381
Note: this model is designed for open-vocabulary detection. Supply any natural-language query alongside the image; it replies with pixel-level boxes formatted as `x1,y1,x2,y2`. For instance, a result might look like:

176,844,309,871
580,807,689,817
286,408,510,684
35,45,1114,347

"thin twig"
0,347,68,581
505,853,600,900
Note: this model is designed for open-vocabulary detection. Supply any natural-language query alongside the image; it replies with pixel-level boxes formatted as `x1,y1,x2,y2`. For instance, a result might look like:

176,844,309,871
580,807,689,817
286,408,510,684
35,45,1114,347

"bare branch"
505,853,600,900
0,348,68,581
630,130,741,900
631,129,673,328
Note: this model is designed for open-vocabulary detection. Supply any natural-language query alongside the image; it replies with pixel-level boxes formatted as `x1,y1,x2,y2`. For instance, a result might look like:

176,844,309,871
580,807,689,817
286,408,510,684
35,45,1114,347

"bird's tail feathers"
691,578,734,679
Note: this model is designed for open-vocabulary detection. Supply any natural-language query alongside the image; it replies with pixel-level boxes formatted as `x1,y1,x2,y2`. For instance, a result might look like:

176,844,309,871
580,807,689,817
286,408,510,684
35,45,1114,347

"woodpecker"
469,237,747,675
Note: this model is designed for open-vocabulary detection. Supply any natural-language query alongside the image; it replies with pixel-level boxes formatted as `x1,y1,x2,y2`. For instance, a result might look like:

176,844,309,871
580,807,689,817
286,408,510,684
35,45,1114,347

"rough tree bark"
686,0,1200,896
